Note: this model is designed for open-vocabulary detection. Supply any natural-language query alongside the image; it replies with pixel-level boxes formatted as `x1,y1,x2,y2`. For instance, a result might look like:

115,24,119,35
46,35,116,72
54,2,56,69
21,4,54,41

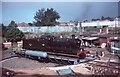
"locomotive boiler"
22,34,89,59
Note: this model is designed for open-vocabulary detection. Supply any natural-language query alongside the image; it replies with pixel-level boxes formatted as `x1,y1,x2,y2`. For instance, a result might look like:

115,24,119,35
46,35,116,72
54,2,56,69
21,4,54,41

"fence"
3,42,12,47
17,25,80,33
3,41,23,47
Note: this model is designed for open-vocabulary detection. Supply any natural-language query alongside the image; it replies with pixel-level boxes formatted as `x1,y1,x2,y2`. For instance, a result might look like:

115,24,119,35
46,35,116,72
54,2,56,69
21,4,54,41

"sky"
1,2,119,26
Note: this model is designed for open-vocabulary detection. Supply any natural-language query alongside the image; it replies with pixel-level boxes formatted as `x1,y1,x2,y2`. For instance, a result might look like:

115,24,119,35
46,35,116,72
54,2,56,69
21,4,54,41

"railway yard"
1,47,120,77
1,2,120,77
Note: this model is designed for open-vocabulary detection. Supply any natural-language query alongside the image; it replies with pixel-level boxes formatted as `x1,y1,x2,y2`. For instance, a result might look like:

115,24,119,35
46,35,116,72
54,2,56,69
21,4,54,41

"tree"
1,23,6,37
28,23,34,26
5,21,24,42
101,16,113,21
34,8,60,26
8,20,17,27
101,16,105,20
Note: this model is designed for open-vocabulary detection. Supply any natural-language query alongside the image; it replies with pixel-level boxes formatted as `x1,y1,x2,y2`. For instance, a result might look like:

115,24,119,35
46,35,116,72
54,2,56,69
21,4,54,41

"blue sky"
2,2,119,26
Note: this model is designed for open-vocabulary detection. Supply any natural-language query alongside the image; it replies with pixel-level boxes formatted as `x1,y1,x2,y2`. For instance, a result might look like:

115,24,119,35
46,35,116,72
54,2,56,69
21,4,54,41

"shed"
110,38,120,54
82,37,99,47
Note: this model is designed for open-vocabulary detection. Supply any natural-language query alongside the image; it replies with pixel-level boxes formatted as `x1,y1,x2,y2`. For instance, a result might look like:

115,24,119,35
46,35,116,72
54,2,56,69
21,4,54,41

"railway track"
14,50,96,65
0,56,17,63
47,53,96,65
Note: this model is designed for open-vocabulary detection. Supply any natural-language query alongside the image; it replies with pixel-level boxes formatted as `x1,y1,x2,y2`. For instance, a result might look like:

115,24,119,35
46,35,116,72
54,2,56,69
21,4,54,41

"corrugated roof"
82,37,99,41
92,34,119,38
80,33,120,38
111,38,120,41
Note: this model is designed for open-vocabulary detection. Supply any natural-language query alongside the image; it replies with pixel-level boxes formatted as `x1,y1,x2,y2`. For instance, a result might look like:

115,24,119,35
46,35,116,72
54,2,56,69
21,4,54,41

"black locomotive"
23,34,88,58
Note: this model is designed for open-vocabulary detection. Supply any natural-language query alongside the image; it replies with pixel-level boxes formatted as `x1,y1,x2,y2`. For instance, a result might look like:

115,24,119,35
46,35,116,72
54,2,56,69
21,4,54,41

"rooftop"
80,33,120,38
18,22,29,27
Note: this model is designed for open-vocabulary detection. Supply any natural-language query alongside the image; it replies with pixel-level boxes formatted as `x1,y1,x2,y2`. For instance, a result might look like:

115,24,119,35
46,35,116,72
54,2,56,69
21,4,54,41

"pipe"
25,50,47,58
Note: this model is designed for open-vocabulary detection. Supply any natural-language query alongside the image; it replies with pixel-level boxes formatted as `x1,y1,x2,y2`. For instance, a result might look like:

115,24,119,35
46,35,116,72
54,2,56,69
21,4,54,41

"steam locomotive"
21,34,89,59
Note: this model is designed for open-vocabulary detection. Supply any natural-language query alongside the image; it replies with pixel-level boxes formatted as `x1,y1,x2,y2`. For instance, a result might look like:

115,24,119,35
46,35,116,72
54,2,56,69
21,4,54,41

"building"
110,38,120,54
80,33,120,48
17,22,79,33
58,22,75,26
81,17,120,34
18,22,29,27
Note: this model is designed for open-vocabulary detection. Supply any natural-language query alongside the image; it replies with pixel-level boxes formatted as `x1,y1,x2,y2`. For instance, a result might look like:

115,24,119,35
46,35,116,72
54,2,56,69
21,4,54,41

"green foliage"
109,27,120,34
5,21,24,42
2,24,6,37
84,27,100,33
34,8,60,26
8,20,17,27
101,16,114,21
28,23,34,26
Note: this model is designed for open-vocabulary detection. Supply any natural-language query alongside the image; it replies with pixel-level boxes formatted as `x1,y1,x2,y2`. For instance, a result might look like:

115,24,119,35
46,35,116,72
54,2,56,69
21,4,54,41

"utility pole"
114,18,117,34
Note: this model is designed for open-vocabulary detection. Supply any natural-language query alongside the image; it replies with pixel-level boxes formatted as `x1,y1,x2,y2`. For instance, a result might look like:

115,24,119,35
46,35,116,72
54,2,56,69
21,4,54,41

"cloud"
75,2,118,21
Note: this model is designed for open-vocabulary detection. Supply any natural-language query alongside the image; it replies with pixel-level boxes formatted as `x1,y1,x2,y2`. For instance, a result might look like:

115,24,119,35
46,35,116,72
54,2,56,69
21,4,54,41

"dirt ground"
1,47,120,77
1,64,92,77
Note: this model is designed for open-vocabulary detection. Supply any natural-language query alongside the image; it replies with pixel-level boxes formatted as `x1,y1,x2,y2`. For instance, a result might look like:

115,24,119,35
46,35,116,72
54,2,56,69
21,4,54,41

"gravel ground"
1,47,120,77
1,57,59,69
1,49,59,69
1,50,12,61
85,47,119,62
2,51,11,59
